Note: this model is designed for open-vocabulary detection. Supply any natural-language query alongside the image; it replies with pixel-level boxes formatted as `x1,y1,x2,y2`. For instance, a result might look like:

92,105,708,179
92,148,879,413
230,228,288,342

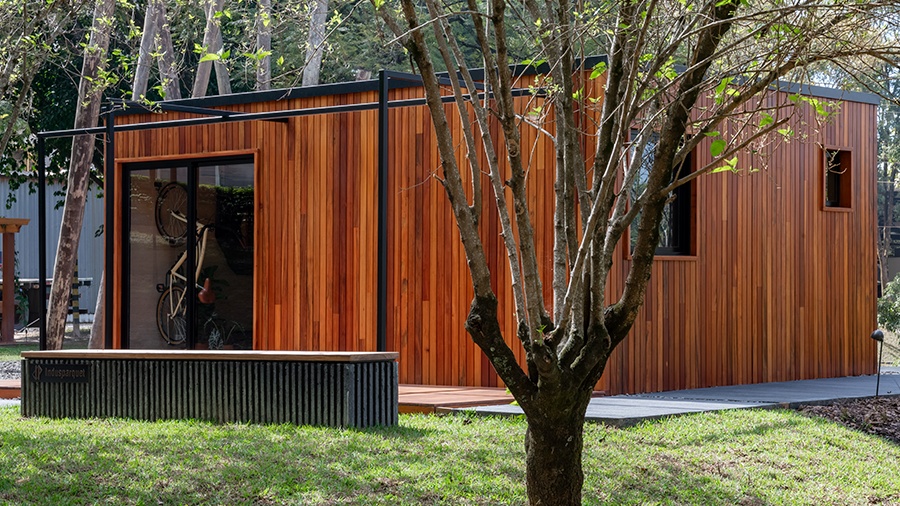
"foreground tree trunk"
371,0,900,503
524,395,592,505
46,0,115,350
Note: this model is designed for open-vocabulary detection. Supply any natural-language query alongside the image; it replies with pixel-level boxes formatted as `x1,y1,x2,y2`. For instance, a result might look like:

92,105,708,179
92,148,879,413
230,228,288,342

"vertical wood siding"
112,77,877,395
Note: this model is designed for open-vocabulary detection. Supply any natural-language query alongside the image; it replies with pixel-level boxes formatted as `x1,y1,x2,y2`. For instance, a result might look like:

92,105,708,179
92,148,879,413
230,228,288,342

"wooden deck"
398,385,516,414
0,379,20,399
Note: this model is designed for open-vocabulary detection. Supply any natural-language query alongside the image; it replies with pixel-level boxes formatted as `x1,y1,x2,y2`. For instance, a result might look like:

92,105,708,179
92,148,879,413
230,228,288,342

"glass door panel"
195,163,254,349
128,167,189,349
126,159,254,350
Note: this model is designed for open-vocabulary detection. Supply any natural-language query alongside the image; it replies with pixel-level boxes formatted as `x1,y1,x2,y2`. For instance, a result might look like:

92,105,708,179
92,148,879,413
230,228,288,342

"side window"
629,131,694,256
824,148,852,209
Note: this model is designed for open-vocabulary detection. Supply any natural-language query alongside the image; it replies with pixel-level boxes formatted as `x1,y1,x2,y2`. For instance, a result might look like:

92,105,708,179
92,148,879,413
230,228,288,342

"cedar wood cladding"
111,71,877,395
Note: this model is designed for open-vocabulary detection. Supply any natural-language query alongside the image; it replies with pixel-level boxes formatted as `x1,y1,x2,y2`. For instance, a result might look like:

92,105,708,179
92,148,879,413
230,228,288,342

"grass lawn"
0,343,38,361
0,408,898,505
0,338,89,361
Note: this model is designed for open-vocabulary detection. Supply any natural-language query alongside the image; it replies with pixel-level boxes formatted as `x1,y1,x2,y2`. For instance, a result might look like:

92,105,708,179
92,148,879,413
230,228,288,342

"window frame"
624,131,699,261
821,146,853,212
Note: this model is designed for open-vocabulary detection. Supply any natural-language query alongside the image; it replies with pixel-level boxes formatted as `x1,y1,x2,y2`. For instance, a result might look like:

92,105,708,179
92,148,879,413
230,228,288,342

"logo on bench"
30,364,90,383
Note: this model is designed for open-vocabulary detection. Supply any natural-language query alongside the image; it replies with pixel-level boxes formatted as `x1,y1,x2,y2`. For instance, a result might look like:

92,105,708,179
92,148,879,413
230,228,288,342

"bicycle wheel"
156,182,188,244
156,286,187,345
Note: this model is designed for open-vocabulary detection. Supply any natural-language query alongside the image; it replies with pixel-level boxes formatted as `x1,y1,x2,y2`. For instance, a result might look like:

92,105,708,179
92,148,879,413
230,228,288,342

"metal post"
38,136,47,350
187,161,198,349
877,340,883,397
104,109,115,348
871,329,885,397
376,70,389,353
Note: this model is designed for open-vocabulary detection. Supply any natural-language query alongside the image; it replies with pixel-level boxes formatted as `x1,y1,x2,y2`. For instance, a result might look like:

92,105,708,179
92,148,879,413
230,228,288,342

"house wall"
112,91,380,352
2,178,104,312
111,74,877,394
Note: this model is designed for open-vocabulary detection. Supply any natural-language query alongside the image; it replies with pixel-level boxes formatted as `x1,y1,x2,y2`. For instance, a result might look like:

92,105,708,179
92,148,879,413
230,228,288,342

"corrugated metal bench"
20,350,399,428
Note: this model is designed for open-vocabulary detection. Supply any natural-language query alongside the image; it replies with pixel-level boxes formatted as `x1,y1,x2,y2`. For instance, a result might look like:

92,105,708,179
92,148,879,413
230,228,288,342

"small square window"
824,149,851,209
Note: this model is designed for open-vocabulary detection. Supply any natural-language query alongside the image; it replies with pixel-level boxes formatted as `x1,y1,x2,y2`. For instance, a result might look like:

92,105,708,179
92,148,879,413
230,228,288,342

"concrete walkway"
464,368,900,427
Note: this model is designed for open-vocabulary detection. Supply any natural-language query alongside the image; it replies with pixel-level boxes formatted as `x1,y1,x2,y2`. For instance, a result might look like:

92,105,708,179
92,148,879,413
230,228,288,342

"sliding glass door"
125,156,254,349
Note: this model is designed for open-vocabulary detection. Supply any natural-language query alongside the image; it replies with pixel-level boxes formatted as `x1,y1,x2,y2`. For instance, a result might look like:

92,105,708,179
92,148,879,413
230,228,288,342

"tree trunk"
155,1,182,100
256,0,271,91
46,0,115,350
89,271,103,348
301,0,328,87
880,163,897,288
131,0,160,100
192,0,228,97
523,398,591,506
213,27,232,95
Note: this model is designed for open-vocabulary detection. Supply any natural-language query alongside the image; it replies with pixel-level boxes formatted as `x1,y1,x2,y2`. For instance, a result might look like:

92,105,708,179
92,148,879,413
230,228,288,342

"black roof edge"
771,80,880,106
112,54,878,115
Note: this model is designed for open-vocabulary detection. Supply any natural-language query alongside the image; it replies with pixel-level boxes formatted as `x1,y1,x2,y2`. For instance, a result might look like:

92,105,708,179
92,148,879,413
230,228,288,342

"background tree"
46,0,117,350
371,0,900,504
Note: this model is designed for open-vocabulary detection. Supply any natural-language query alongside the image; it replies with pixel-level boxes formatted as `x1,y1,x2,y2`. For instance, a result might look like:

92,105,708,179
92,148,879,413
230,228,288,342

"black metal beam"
382,69,486,91
38,137,47,350
110,98,239,117
377,70,389,353
105,110,115,349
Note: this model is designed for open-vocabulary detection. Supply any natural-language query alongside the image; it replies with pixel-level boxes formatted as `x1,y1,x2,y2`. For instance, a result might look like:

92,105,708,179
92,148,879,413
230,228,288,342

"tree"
877,83,900,289
0,0,90,169
255,0,272,90
302,0,330,86
193,0,232,97
371,0,900,504
46,0,116,350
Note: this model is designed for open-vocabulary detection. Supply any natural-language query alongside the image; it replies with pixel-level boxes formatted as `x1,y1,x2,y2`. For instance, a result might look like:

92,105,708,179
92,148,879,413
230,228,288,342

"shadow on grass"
0,411,524,505
596,457,770,506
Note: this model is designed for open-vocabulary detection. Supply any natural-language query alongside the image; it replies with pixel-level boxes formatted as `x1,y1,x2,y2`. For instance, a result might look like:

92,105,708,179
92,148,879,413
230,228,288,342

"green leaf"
372,0,385,10
759,114,774,127
199,53,219,63
710,139,727,157
277,56,284,66
715,77,732,96
704,131,720,137
777,128,793,137
589,62,608,80
710,165,734,174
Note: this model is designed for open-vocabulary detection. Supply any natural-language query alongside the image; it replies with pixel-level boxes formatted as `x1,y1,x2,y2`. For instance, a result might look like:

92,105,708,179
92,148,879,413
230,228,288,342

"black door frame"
121,154,254,349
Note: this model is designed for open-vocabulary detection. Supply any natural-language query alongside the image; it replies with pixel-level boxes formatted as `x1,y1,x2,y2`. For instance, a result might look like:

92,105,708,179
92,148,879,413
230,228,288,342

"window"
823,148,851,209
629,131,695,256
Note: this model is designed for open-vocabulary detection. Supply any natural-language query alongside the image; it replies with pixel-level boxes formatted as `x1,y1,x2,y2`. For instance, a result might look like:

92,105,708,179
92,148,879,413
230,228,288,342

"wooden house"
97,60,878,395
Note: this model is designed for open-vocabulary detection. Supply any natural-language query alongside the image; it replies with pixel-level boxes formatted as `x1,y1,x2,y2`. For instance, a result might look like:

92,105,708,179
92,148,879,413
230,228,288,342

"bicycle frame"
165,211,211,319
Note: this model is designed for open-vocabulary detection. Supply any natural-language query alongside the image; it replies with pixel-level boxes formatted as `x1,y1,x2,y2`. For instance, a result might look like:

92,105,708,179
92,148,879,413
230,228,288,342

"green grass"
0,408,898,505
0,343,38,361
0,339,89,361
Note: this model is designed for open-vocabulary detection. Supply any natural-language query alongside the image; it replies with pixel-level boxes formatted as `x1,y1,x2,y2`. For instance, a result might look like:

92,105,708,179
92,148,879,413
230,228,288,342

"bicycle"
154,182,216,345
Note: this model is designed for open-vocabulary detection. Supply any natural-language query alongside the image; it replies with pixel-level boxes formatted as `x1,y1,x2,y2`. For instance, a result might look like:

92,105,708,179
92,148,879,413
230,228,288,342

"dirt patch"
799,397,900,445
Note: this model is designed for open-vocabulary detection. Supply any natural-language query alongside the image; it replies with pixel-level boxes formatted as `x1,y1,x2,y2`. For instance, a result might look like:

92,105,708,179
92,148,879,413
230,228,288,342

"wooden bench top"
21,349,399,363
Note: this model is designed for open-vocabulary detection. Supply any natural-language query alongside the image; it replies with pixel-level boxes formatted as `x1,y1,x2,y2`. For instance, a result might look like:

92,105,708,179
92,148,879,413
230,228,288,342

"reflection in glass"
128,162,254,349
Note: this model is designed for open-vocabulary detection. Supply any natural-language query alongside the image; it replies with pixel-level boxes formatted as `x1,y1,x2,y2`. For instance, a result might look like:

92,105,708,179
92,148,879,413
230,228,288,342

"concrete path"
464,368,900,427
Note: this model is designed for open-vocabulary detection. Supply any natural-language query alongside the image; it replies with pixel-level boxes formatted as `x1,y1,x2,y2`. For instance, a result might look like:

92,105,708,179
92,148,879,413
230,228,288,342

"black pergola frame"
33,59,596,351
